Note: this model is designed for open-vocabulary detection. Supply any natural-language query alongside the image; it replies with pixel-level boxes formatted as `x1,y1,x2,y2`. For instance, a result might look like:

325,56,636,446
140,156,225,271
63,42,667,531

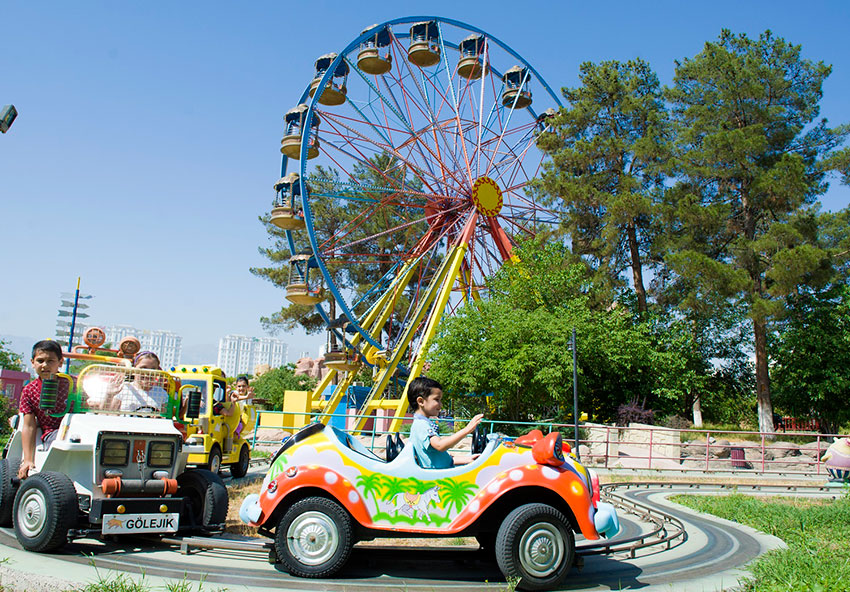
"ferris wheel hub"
471,176,503,217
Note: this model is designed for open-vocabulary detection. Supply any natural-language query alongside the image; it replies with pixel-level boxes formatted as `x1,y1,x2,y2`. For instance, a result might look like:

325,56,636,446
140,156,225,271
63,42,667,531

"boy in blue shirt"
407,377,484,468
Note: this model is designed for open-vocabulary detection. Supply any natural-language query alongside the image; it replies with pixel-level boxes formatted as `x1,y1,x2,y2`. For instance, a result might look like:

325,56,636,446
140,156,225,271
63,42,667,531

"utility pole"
572,328,579,460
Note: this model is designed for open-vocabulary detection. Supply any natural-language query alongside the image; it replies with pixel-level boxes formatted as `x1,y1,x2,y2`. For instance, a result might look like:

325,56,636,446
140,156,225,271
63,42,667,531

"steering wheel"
134,405,159,413
385,433,400,462
471,426,488,455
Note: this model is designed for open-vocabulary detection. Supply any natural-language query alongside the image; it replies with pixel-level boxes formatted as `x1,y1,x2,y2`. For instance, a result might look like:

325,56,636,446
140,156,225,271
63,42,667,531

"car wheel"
495,503,575,591
207,444,222,474
13,471,78,552
0,458,21,527
230,445,250,478
275,497,353,578
176,469,228,531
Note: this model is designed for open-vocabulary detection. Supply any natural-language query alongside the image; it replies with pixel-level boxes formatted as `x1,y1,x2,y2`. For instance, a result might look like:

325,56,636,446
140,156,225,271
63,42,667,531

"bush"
663,414,692,430
617,397,655,426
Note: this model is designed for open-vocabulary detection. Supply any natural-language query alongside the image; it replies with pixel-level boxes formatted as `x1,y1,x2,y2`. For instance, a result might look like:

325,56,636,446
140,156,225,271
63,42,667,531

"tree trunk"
692,393,703,428
627,221,647,314
753,317,774,437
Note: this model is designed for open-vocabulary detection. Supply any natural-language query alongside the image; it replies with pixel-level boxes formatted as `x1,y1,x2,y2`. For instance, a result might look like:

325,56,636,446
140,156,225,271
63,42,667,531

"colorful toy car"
0,363,228,553
169,365,256,477
240,423,619,590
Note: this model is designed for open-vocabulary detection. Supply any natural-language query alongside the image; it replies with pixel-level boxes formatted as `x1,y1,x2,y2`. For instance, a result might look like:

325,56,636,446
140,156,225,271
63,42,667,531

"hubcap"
518,522,564,577
210,453,221,474
287,511,339,566
18,489,48,538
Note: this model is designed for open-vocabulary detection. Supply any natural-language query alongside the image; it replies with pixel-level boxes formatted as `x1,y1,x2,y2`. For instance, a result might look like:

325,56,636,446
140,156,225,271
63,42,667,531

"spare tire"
176,469,228,531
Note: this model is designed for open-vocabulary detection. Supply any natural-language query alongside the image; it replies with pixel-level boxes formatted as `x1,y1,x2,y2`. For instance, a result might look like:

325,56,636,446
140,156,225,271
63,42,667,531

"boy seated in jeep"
17,340,70,480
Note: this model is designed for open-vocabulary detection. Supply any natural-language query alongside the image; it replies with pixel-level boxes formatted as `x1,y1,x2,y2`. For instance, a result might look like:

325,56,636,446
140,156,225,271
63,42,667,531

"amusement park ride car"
241,423,619,590
0,328,228,552
170,365,257,477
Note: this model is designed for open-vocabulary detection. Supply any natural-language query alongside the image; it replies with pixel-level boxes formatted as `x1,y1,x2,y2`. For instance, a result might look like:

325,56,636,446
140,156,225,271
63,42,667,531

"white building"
217,335,289,377
101,325,183,369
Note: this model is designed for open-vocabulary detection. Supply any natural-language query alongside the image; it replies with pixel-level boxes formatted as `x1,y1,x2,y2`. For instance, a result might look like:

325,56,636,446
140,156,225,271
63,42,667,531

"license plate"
102,512,179,534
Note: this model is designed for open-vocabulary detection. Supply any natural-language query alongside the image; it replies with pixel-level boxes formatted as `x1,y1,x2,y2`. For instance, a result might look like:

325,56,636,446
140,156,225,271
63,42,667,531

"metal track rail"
157,481,843,558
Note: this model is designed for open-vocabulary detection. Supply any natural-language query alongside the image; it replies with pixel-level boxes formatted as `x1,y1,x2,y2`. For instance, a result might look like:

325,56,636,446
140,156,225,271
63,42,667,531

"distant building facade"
217,335,288,377
63,322,183,369
101,325,183,369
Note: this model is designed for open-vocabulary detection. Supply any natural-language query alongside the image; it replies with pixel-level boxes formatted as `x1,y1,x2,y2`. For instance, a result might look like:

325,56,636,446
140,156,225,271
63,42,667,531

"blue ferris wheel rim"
282,16,564,352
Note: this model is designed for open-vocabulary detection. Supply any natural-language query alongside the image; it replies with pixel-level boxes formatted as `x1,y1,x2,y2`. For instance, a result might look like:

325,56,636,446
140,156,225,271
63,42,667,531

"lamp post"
0,105,17,133
571,327,579,460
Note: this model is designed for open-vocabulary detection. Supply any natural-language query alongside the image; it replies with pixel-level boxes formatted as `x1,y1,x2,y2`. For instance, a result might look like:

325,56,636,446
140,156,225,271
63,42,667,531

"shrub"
663,414,692,430
617,397,655,426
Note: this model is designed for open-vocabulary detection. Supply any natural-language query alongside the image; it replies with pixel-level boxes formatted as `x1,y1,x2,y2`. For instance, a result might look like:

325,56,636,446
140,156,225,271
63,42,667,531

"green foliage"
674,494,850,592
0,339,23,371
252,364,318,410
771,284,850,434
664,29,849,432
533,58,669,314
428,241,681,423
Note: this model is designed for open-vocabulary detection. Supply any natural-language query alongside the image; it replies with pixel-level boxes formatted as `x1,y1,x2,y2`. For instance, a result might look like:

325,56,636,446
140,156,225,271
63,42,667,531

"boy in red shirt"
17,340,69,480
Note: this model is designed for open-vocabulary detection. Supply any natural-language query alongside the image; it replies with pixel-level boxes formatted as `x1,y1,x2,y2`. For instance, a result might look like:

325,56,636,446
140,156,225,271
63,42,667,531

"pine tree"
533,58,669,314
665,30,848,434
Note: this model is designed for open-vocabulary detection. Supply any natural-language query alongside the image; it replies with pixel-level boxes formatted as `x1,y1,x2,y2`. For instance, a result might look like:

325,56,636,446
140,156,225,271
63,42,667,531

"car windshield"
181,379,209,415
77,364,173,417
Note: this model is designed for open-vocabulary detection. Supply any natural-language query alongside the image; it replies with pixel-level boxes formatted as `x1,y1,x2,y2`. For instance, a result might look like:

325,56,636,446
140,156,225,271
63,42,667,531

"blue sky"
2,0,848,363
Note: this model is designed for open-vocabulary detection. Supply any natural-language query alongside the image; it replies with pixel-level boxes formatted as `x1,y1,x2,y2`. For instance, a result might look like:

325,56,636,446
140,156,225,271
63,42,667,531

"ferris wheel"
269,16,562,431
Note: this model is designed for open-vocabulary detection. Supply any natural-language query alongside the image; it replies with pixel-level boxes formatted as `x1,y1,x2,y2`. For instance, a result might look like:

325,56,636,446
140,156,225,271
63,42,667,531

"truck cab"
169,365,256,477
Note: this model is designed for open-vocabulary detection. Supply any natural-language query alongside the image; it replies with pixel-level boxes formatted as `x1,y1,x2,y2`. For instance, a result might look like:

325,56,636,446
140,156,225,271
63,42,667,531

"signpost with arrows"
56,278,92,372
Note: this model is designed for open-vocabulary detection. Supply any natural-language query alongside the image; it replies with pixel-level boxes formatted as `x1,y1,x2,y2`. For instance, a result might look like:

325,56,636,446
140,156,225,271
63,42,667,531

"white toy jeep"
0,364,229,552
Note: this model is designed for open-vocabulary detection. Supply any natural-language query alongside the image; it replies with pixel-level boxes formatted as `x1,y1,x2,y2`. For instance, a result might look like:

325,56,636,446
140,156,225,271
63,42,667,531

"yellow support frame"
351,241,469,434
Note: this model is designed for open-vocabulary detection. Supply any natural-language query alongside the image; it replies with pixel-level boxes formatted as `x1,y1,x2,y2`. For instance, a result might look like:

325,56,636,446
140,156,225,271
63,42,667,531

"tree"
0,340,24,372
427,241,678,423
665,30,849,434
252,365,318,410
771,284,850,435
533,58,669,315
252,154,427,340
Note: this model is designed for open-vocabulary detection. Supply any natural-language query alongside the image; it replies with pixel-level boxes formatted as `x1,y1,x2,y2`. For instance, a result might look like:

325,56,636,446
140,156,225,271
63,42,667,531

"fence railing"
248,410,844,477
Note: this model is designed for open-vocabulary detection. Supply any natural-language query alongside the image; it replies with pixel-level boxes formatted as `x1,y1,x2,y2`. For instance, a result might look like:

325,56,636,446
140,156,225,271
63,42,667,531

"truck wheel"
13,472,78,552
0,458,21,527
275,496,353,578
207,444,222,474
177,469,228,532
230,445,250,478
495,503,574,591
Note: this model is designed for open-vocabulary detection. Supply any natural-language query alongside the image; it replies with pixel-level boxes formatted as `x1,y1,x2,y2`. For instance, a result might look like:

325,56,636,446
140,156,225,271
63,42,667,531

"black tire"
176,469,228,532
495,503,575,591
13,471,78,552
230,444,250,478
275,496,353,578
0,458,20,527
206,444,223,474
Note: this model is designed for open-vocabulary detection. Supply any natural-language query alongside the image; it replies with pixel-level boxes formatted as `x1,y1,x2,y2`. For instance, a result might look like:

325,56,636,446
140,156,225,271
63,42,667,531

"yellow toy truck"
168,365,256,477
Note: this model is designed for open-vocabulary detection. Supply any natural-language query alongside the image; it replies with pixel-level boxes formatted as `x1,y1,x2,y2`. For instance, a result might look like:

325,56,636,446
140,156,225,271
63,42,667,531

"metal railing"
246,410,845,476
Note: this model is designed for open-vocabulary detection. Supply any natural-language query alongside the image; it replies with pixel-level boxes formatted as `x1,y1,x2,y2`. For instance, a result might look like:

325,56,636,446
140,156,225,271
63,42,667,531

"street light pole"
572,327,579,460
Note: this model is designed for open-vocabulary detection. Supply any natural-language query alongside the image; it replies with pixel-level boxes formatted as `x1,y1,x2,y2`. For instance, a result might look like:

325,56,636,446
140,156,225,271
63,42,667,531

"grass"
672,489,850,592
224,478,262,537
